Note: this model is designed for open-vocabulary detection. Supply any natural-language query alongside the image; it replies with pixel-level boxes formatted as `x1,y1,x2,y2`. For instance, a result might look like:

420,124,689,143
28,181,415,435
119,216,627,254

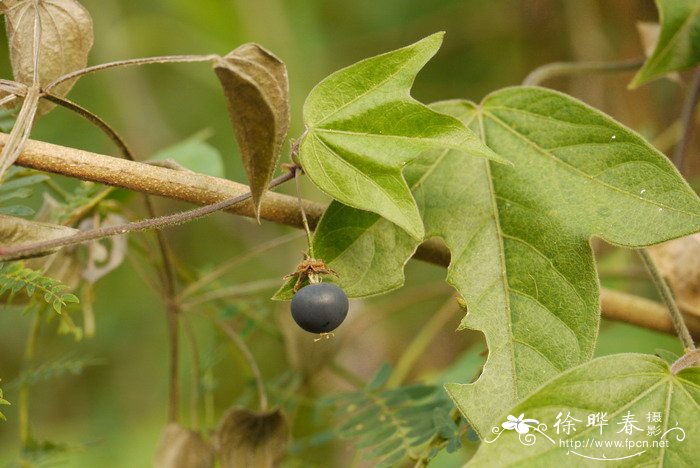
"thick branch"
5,134,699,339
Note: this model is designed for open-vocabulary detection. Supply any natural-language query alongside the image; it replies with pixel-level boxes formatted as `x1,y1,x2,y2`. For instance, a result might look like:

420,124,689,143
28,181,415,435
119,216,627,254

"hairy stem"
670,349,700,374
0,171,295,260
6,134,700,339
45,54,218,91
638,249,696,351
673,67,700,173
294,167,315,258
523,58,644,86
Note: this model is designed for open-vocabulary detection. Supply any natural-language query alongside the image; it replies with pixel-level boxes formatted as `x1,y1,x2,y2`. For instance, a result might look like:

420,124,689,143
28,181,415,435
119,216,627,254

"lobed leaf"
303,88,700,437
630,0,700,87
214,43,290,219
299,32,503,241
465,354,699,467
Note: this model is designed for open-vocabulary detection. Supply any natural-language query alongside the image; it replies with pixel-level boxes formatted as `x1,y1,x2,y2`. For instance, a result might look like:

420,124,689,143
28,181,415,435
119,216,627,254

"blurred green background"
0,0,693,466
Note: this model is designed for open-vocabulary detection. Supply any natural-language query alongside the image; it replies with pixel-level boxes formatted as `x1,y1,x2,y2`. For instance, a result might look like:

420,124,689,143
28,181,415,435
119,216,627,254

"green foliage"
631,0,700,87
299,88,700,436
149,131,225,179
0,262,79,314
0,167,49,217
52,181,108,224
323,365,460,466
0,381,10,421
299,32,502,240
465,354,699,466
7,354,102,389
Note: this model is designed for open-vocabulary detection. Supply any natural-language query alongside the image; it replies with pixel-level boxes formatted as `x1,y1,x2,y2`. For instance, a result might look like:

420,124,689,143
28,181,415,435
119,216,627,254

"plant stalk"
638,249,696,351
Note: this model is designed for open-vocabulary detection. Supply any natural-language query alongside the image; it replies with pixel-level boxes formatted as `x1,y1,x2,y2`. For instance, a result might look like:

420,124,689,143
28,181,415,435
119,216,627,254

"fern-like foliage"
0,167,49,217
0,262,79,313
322,365,461,466
7,354,102,389
55,181,107,224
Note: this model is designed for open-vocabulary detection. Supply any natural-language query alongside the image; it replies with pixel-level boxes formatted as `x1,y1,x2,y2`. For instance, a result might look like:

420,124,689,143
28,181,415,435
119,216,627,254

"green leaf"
300,32,503,240
464,354,699,467
150,131,225,178
214,43,290,219
302,88,700,436
631,0,700,87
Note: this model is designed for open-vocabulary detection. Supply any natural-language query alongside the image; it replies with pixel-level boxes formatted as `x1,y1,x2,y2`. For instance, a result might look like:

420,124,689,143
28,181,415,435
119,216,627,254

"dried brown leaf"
0,213,77,258
154,423,214,468
648,234,700,317
214,407,289,468
0,0,93,115
214,43,290,219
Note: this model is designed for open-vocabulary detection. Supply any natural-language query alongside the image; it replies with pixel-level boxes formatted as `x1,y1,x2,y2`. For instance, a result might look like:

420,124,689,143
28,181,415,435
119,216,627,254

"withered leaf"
154,423,214,468
0,0,93,115
0,214,77,259
648,234,700,318
215,407,289,468
214,43,290,220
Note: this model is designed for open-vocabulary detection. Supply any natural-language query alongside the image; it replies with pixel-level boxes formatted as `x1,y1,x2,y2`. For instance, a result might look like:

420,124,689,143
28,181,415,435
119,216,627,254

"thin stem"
179,231,304,300
0,171,295,260
45,54,218,91
9,134,700,339
673,67,700,173
670,349,700,374
327,360,364,388
182,315,202,430
523,58,645,86
387,296,459,388
216,319,268,411
0,93,19,107
19,311,41,445
0,86,40,179
33,92,184,421
181,278,281,309
42,94,133,157
294,167,315,258
638,249,696,351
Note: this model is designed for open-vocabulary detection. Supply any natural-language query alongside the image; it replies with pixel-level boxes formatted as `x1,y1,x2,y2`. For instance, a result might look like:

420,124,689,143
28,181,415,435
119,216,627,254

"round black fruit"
290,283,349,334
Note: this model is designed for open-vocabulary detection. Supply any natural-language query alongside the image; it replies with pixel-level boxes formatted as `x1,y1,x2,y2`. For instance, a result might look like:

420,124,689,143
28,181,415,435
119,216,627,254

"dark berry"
290,283,349,334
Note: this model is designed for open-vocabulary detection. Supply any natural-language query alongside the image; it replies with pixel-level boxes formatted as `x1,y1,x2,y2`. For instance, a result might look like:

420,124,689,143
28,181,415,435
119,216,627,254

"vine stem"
44,54,218,91
6,135,700,339
294,166,315,258
216,319,268,411
638,249,696,351
0,171,295,260
387,296,458,388
670,349,700,374
522,58,645,86
673,67,700,173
